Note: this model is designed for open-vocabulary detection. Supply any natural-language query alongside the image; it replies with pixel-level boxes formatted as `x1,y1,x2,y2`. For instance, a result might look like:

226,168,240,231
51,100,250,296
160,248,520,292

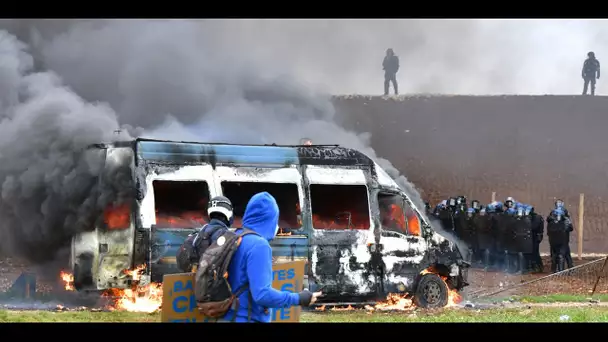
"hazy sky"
199,19,608,95
3,18,607,96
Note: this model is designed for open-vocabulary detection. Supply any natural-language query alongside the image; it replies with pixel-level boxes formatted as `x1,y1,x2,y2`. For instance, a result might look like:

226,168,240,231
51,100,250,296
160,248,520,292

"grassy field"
2,305,608,323
482,294,608,304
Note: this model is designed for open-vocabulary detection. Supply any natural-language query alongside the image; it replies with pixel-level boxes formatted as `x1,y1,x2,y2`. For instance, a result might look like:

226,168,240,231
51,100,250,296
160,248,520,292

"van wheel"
413,274,449,309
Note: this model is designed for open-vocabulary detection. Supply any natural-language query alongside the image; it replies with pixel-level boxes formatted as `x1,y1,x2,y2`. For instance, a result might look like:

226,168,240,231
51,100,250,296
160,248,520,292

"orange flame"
370,293,415,311
102,264,163,313
104,282,163,313
60,271,74,291
60,265,163,313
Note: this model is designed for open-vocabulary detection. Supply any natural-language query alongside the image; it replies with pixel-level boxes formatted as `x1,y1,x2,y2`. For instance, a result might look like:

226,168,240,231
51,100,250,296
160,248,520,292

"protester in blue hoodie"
222,192,321,322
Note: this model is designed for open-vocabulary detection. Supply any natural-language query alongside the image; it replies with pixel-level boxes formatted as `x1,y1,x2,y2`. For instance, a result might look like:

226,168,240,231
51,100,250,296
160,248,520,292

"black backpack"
176,224,229,273
194,228,260,321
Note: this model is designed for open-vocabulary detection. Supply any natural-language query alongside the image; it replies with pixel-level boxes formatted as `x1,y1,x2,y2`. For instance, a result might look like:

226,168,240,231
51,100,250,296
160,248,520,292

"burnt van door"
214,165,309,265
93,146,138,290
378,192,428,294
305,166,377,300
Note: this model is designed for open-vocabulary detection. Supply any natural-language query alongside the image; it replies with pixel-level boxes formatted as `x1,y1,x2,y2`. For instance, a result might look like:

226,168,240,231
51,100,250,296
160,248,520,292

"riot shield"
452,211,468,241
462,215,478,248
437,208,455,233
547,220,568,247
512,216,533,254
475,214,494,251
496,213,516,252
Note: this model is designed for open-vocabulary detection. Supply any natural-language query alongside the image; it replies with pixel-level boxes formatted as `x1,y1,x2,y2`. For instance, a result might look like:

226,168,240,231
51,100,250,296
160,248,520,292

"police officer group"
425,197,574,274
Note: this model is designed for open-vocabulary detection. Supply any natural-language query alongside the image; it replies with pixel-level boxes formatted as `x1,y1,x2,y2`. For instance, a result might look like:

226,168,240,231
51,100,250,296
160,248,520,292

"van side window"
310,184,370,230
152,180,210,228
221,182,301,233
378,193,407,234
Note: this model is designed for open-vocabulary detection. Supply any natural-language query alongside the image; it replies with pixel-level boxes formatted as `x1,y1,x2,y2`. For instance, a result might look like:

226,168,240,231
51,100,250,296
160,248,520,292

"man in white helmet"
176,195,235,272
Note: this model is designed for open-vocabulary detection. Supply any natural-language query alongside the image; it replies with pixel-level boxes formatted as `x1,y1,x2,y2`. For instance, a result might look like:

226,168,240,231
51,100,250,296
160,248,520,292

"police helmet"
471,200,480,210
448,197,457,207
208,196,234,225
505,197,515,208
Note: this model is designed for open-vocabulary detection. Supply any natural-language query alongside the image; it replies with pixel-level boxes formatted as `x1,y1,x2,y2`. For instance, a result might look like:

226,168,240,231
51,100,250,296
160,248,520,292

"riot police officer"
500,204,531,274
555,199,574,269
463,207,479,265
547,206,571,272
529,206,545,273
514,204,534,274
476,203,496,270
485,201,504,270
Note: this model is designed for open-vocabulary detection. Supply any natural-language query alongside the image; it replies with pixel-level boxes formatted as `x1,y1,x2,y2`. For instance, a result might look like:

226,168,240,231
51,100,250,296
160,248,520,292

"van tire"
413,273,449,309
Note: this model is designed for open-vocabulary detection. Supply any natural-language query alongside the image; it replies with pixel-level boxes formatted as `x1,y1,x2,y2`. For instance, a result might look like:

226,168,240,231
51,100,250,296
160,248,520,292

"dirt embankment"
333,95,608,254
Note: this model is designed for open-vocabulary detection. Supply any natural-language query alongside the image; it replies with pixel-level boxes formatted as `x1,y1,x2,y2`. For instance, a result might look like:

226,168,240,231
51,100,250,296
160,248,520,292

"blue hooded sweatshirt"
223,192,301,322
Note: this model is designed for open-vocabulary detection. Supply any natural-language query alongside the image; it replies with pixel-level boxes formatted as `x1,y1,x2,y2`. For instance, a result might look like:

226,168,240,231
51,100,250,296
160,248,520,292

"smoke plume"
0,19,464,264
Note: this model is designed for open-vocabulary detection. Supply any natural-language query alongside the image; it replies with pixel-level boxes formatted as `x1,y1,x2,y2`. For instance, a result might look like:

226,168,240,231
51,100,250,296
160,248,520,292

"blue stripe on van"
137,141,300,165
151,231,309,268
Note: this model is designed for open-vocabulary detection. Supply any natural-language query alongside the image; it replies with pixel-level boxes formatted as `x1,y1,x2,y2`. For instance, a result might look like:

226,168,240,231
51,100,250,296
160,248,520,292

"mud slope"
333,95,608,253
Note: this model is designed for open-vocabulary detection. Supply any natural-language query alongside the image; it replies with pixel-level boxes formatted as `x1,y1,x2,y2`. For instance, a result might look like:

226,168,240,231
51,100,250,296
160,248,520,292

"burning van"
70,138,469,308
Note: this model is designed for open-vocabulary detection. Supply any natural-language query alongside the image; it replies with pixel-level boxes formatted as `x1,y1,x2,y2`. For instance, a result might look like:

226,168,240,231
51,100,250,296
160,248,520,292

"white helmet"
208,196,234,223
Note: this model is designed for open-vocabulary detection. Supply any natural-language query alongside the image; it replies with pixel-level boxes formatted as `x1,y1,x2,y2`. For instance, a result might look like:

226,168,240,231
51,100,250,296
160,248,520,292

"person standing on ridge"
582,51,600,96
382,48,400,96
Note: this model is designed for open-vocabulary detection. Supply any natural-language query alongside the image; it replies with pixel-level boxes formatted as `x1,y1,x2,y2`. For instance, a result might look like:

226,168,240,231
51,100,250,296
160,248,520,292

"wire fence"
465,256,608,300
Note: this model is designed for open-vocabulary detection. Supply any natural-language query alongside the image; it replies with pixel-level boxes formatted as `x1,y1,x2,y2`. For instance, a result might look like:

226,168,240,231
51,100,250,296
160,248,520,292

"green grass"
303,307,608,322
487,294,608,304
2,306,608,322
0,310,160,322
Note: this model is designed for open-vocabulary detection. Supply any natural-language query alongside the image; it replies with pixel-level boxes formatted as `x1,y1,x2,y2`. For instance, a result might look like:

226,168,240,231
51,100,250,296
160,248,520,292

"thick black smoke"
0,20,460,264
0,30,133,262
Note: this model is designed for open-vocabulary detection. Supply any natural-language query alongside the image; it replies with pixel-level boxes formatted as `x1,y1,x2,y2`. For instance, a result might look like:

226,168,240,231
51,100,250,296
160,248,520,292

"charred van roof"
92,138,375,167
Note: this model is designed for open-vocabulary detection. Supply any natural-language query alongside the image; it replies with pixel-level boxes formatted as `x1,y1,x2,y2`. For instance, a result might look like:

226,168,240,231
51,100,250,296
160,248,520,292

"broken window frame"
151,180,211,229
378,192,408,236
219,180,303,233
309,183,372,230
402,197,423,237
378,192,424,237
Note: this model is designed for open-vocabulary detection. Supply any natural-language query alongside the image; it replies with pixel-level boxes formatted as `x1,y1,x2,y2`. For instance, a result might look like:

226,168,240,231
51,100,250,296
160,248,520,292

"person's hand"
298,289,323,306
310,291,323,305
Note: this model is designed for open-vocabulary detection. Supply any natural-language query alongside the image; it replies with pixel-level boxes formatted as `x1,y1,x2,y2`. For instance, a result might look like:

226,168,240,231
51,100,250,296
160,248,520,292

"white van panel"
305,166,367,185
215,166,302,184
140,165,218,229
374,162,400,189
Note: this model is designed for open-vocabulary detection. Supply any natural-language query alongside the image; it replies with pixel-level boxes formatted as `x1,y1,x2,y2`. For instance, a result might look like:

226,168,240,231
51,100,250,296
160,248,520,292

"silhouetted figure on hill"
382,48,399,96
582,51,600,96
